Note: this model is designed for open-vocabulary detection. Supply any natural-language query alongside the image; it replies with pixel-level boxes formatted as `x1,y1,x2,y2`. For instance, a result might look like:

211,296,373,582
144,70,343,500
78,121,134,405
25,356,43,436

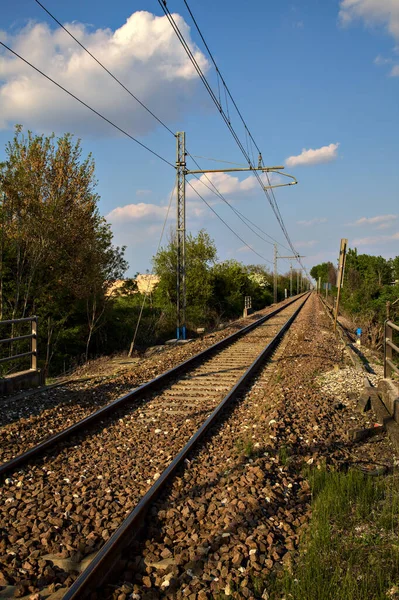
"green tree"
0,126,127,373
310,262,336,286
152,229,217,331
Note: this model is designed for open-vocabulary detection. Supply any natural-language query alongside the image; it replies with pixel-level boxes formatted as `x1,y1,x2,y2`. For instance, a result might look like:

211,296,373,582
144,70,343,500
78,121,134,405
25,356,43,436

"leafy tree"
152,229,217,331
310,262,336,286
0,126,127,373
311,248,399,349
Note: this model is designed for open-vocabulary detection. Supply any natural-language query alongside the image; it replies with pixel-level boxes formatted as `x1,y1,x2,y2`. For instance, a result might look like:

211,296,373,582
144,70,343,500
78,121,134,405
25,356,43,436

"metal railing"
0,316,38,372
384,319,399,379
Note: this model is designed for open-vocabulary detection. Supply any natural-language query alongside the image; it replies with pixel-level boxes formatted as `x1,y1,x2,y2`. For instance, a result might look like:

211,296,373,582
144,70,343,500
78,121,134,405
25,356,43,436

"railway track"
0,293,309,598
0,295,302,465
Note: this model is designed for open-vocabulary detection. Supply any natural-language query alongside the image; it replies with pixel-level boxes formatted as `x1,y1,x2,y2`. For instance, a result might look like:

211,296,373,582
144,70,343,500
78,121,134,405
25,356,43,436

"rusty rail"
384,319,399,379
0,316,38,371
63,293,310,600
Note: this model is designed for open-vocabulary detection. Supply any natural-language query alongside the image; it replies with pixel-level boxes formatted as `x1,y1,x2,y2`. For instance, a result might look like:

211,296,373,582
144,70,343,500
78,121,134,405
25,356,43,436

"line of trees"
311,249,399,349
0,126,303,377
101,230,302,358
0,126,127,375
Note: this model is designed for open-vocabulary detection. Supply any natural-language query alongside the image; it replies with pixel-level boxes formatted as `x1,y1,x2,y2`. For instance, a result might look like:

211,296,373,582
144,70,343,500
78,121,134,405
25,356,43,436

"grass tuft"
268,467,399,600
235,437,255,459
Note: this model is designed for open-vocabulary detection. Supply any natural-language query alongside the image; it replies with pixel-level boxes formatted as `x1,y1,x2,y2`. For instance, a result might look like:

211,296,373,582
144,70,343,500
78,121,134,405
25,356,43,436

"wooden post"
385,321,393,379
31,317,37,371
333,238,348,331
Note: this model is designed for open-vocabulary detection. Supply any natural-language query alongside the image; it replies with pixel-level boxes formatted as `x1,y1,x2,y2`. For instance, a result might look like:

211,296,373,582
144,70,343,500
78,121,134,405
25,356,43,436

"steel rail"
0,294,307,478
64,293,309,600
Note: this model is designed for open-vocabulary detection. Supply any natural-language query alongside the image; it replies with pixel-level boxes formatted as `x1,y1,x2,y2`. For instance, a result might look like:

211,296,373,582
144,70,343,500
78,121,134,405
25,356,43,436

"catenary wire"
0,41,175,169
187,153,293,253
182,0,299,253
33,0,296,262
128,182,176,355
158,0,308,274
186,180,273,266
34,0,176,137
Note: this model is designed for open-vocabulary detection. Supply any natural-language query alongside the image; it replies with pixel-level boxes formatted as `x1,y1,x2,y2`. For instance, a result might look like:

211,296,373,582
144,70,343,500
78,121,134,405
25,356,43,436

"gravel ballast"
100,295,395,600
0,299,305,598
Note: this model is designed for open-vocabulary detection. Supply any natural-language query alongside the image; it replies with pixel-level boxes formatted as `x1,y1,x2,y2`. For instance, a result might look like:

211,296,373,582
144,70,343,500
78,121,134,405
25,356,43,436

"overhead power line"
33,0,295,260
158,0,308,273
187,152,293,255
0,41,175,169
186,155,292,266
34,0,176,137
186,180,273,266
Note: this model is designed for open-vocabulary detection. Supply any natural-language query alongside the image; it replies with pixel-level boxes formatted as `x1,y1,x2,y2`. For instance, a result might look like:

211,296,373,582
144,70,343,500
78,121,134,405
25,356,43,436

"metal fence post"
31,318,37,371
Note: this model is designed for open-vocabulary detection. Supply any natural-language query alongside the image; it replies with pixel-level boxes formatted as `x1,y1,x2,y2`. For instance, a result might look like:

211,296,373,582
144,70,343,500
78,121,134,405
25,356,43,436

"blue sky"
1,0,398,278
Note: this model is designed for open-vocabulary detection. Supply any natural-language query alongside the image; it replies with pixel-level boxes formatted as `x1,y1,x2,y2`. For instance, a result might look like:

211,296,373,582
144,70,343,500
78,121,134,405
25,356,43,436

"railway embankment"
0,293,397,600
100,294,397,600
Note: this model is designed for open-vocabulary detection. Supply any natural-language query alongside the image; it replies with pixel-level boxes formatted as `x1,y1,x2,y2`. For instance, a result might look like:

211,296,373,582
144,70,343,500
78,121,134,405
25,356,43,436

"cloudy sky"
1,0,398,277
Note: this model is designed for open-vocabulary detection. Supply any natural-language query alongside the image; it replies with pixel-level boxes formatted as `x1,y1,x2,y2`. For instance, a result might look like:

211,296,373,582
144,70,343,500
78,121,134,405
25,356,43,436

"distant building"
107,274,160,297
135,274,160,294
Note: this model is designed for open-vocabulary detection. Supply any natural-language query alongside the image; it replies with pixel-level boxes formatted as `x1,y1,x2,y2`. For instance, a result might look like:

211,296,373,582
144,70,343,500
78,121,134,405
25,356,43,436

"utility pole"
174,132,298,340
290,263,293,297
176,132,186,340
273,244,278,303
318,276,321,294
333,238,348,331
274,252,305,299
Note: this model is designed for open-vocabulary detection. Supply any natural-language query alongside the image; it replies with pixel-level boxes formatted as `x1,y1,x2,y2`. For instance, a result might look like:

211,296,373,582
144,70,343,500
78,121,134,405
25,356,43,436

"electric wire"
128,183,176,355
33,0,292,261
182,0,299,258
34,0,176,138
33,0,304,275
186,180,273,266
0,41,175,169
159,0,308,274
189,158,293,252
186,152,294,263
188,158,275,248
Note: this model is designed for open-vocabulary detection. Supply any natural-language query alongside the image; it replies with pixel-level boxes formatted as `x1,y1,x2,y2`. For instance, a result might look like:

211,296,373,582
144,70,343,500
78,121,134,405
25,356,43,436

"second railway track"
0,293,309,598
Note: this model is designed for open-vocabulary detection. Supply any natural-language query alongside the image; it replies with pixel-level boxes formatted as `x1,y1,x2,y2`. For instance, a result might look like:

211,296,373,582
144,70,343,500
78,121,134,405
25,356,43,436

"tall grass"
269,468,399,600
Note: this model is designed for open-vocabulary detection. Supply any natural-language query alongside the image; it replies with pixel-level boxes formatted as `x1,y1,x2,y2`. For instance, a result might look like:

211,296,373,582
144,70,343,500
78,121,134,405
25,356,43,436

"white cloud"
374,54,393,65
340,1,399,74
285,143,339,167
339,0,399,41
352,232,399,246
297,217,327,226
351,214,397,226
186,171,258,200
106,202,167,223
0,12,208,135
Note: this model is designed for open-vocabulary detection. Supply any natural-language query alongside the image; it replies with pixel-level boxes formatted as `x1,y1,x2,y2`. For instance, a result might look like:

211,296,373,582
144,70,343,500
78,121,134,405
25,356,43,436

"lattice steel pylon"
174,131,297,340
176,132,186,340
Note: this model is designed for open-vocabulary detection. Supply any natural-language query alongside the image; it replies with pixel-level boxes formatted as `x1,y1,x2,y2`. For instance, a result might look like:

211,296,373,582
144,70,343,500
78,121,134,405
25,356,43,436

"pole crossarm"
186,165,297,190
263,170,297,190
278,255,305,259
186,166,285,174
